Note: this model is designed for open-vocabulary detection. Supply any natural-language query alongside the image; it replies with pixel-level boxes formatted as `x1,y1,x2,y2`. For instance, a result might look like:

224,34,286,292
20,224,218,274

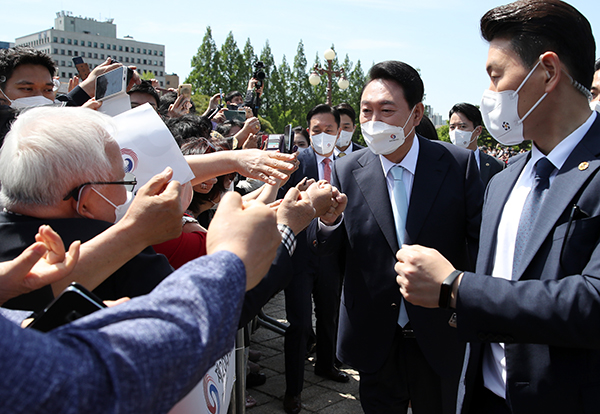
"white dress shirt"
483,111,597,398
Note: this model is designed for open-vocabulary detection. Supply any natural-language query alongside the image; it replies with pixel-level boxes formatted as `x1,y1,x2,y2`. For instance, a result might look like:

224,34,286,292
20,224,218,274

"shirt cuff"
277,224,297,256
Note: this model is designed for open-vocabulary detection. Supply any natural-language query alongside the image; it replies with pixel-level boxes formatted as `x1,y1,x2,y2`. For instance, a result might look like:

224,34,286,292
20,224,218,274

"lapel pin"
486,163,490,167
579,162,589,171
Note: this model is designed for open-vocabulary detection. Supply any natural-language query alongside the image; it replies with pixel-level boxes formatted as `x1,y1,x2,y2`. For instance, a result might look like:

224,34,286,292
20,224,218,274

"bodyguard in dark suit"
449,102,504,188
315,61,483,413
333,102,365,159
279,104,349,414
395,2,600,413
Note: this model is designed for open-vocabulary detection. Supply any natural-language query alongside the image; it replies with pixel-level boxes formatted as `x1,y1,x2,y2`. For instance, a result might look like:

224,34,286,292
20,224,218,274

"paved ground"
245,291,363,414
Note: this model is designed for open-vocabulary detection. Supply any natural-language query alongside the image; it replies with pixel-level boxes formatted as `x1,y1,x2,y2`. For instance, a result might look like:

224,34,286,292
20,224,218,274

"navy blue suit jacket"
315,135,483,377
457,114,600,414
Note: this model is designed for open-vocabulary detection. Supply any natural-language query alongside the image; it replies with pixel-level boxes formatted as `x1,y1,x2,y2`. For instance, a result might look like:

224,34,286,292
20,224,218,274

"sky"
2,0,599,122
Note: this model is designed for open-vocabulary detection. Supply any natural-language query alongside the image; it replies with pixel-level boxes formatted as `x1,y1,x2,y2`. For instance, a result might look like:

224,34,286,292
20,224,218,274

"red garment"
153,231,207,269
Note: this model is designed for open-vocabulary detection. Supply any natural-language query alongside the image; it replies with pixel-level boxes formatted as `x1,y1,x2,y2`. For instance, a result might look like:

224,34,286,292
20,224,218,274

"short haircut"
181,137,218,215
158,91,196,116
128,80,160,108
595,59,600,73
449,103,483,127
306,104,340,128
366,61,424,109
0,107,115,208
165,114,212,146
0,47,56,89
334,103,356,126
215,119,245,137
480,0,595,89
415,116,438,140
225,90,243,104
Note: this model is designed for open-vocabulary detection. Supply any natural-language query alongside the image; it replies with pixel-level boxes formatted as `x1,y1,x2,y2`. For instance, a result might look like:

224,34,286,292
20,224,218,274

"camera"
252,61,267,89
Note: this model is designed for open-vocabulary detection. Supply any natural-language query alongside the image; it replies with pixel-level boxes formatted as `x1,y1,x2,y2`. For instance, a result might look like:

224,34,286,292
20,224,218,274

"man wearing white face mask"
449,102,504,188
393,1,600,413
277,104,349,414
312,61,484,413
333,102,364,158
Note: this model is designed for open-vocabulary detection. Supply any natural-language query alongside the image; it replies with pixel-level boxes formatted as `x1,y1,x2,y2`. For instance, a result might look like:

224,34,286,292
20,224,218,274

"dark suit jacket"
478,150,504,188
457,115,600,414
314,135,483,377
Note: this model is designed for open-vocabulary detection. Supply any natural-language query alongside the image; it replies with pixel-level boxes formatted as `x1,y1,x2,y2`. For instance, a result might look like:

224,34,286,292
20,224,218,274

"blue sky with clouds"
2,0,599,121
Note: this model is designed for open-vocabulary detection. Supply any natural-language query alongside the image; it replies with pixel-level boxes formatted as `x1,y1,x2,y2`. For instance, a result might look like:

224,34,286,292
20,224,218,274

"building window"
74,40,78,46
53,48,58,54
136,48,140,53
53,37,58,42
100,54,104,59
69,72,73,78
67,39,72,45
137,58,140,64
61,61,65,66
54,60,58,66
60,38,65,44
154,71,157,76
88,41,92,47
125,57,129,63
68,50,72,56
154,50,157,56
61,49,65,55
100,43,104,49
160,81,164,87
68,61,72,67
88,52,92,58
74,51,78,56
143,59,147,65
62,72,66,78
125,47,129,52
112,45,116,50
119,45,123,51
143,49,146,54
94,53,98,59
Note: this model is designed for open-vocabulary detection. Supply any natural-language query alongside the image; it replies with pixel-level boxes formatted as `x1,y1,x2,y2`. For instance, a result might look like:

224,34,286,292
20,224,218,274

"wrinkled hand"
276,187,316,235
305,180,334,217
207,192,280,291
320,186,347,225
0,225,80,305
235,149,297,185
120,167,185,245
395,244,456,308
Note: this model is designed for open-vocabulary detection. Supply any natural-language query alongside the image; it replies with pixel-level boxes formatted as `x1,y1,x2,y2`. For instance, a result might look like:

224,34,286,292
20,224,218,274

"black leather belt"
401,323,416,339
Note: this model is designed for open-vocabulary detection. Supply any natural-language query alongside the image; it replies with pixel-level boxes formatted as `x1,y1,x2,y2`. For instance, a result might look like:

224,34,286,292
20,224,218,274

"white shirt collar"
379,135,420,178
314,151,334,165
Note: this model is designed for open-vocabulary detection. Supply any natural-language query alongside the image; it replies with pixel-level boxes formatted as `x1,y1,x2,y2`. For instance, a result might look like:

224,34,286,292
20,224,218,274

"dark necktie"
512,157,556,279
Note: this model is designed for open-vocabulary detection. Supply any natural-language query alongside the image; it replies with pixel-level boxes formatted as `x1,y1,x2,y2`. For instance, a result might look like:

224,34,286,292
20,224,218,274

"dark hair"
165,114,212,146
449,103,483,128
480,0,595,89
127,80,160,108
225,90,243,104
366,61,424,109
595,59,600,73
0,47,56,89
334,102,356,126
292,126,309,142
215,119,244,137
415,116,438,140
158,91,196,116
181,138,218,215
306,104,340,128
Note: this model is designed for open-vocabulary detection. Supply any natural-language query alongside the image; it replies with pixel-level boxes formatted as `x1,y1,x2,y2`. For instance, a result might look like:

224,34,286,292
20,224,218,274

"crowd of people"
1,1,600,414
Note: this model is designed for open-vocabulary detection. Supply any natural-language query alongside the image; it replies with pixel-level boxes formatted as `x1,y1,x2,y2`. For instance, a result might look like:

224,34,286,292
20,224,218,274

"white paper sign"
169,349,236,414
113,103,195,187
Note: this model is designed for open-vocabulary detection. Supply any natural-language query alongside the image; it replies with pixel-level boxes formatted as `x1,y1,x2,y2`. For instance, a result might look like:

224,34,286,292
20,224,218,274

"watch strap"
438,270,463,309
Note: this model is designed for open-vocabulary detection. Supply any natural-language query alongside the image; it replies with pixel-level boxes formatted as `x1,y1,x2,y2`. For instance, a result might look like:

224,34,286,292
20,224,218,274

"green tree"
186,27,222,96
242,38,257,80
258,41,276,117
219,32,246,94
139,71,155,81
290,40,310,128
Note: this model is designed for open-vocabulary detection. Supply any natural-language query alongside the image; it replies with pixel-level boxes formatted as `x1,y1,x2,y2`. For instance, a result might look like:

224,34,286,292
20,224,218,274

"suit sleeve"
0,251,246,414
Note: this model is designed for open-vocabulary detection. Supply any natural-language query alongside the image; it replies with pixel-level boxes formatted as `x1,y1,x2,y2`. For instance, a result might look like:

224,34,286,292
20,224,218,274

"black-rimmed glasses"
63,172,137,201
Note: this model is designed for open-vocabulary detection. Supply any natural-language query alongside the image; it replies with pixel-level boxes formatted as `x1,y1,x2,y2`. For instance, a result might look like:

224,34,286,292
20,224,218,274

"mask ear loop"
515,59,547,125
91,187,118,209
402,105,417,137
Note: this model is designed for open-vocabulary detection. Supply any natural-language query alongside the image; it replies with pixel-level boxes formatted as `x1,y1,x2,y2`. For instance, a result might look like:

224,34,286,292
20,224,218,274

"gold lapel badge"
579,162,589,171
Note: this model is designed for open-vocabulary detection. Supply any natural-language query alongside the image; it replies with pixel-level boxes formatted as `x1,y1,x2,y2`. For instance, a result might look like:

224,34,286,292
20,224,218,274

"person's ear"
474,125,483,138
413,102,425,125
73,186,96,219
539,52,561,93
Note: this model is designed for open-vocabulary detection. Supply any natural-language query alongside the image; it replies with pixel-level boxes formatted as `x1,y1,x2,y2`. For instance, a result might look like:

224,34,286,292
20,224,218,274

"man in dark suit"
315,61,484,413
279,104,349,414
449,102,505,188
395,1,600,413
333,102,364,158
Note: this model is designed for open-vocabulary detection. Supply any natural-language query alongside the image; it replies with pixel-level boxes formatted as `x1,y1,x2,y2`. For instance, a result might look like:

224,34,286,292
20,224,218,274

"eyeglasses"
63,173,137,201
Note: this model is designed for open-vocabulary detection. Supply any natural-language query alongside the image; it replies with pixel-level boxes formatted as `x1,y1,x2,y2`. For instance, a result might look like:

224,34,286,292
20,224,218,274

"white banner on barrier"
169,348,236,414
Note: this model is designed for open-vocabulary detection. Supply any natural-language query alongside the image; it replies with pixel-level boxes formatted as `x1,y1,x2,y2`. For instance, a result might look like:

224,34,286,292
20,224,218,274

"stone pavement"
245,291,363,414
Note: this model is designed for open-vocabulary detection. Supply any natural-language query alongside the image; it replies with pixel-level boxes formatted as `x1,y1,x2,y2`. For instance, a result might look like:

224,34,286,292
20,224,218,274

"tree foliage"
186,28,367,138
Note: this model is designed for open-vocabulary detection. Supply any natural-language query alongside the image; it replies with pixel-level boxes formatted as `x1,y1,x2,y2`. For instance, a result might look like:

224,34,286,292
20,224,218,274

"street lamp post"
308,48,349,105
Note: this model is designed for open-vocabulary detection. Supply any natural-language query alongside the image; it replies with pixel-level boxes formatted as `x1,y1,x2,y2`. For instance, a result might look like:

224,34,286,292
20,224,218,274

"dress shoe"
246,371,266,388
245,393,257,409
314,366,350,383
248,348,262,362
283,393,302,414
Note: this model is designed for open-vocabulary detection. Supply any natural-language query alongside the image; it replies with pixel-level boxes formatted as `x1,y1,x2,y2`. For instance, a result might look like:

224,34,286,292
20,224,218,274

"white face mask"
336,130,354,148
480,59,547,146
361,106,415,155
0,87,55,109
311,132,338,155
91,188,134,223
591,100,600,113
449,129,477,149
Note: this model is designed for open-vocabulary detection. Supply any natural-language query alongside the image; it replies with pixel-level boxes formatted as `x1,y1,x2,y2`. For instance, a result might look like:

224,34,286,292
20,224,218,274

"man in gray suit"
396,1,600,413
449,102,504,188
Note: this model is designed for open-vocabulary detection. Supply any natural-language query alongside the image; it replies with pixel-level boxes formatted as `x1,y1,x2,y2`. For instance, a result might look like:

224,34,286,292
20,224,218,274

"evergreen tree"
291,40,310,128
186,27,222,95
219,32,245,94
